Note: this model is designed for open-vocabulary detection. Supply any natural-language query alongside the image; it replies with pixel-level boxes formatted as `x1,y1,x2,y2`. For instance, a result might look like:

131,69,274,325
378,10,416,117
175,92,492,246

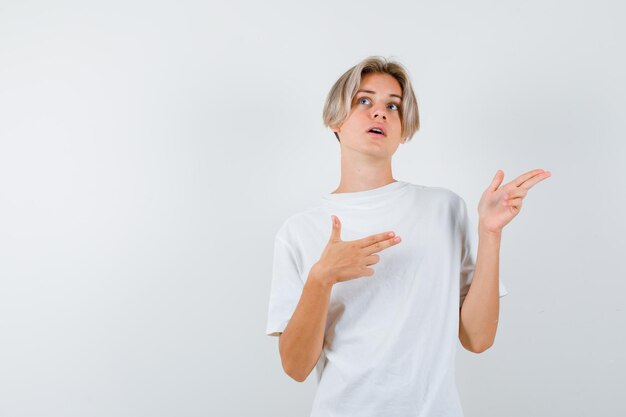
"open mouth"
367,128,385,137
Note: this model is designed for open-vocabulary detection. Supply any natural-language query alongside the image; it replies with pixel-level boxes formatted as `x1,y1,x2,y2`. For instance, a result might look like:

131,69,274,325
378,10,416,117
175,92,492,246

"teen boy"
266,56,551,416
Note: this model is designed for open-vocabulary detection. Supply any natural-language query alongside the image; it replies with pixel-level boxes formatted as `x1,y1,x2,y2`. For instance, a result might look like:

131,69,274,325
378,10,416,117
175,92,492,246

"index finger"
519,170,551,190
358,231,399,250
510,169,551,190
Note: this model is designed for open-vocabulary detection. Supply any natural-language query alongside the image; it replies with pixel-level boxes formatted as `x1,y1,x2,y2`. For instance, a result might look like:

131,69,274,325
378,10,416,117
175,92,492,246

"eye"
357,97,370,105
388,103,400,111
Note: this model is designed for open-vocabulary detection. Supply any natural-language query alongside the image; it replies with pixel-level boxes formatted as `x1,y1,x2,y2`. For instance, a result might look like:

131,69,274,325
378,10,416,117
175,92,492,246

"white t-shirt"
266,180,508,417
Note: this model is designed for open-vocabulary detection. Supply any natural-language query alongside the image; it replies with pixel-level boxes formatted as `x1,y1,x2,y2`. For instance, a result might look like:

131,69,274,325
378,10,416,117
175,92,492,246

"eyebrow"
356,89,403,101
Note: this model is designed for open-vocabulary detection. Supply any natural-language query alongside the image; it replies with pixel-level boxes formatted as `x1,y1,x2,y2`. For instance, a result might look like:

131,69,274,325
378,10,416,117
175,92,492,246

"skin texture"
279,73,410,381
316,217,402,286
278,227,401,382
459,168,551,352
278,70,552,382
330,72,405,194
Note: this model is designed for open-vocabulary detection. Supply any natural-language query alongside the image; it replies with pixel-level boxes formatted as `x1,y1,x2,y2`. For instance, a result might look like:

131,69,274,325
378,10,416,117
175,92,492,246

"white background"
0,0,624,416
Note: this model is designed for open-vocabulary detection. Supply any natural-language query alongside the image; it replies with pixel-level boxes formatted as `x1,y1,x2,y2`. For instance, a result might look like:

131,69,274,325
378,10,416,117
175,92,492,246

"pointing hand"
477,169,552,234
312,215,402,286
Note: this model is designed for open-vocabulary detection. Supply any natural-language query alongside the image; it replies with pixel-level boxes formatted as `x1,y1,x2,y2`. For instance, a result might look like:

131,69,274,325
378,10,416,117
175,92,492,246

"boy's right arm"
275,215,401,382
278,263,334,382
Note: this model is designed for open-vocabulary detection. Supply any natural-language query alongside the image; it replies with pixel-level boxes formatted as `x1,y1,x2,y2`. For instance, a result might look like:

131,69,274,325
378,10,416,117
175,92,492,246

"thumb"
489,169,505,192
329,215,342,241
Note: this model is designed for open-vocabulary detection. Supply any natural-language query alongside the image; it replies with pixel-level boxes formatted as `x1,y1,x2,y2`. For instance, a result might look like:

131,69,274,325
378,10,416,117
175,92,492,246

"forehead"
358,72,402,96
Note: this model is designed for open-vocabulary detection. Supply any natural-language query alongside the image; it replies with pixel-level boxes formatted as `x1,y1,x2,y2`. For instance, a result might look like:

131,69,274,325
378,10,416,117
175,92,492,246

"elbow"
464,339,494,354
460,332,494,353
281,361,309,382
292,375,306,383
278,333,316,382
459,325,496,354
289,371,307,383
472,343,492,354
279,348,310,382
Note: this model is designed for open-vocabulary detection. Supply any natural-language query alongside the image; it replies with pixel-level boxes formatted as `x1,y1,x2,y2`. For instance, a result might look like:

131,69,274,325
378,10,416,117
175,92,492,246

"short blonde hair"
322,56,420,143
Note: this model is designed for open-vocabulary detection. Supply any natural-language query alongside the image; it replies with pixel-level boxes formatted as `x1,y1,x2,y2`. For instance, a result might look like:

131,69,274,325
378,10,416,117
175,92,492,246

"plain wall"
0,0,624,416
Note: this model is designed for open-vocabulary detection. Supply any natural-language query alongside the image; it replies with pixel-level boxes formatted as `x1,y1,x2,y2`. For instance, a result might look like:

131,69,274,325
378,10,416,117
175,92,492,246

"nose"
372,105,387,120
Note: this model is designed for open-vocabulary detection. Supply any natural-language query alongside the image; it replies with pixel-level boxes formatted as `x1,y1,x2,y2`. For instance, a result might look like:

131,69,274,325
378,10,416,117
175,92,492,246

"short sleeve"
265,236,305,337
458,197,508,308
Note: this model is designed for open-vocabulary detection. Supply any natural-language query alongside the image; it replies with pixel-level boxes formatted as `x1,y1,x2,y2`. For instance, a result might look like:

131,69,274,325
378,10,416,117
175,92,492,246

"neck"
332,150,396,194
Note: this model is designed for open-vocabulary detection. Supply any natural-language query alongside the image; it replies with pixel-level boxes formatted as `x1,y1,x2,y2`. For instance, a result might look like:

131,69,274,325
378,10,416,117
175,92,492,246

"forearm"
459,224,502,353
279,264,334,382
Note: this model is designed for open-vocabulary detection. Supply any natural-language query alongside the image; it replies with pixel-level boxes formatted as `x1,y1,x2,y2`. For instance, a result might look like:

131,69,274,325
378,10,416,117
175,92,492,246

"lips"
367,124,386,136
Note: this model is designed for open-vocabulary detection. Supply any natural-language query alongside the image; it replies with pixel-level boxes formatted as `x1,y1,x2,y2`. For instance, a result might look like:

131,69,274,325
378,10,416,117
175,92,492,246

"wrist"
478,222,502,240
310,262,336,287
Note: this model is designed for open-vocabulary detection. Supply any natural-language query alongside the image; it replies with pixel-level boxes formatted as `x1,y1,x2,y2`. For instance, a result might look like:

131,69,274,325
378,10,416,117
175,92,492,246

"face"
331,72,405,159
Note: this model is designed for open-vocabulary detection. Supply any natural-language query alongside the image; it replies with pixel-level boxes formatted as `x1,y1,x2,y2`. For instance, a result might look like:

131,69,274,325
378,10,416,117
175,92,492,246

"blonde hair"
322,56,420,143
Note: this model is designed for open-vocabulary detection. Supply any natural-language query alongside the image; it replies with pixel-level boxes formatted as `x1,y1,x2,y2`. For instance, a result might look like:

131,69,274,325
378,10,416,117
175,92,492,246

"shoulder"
404,182,466,207
274,205,325,243
403,182,469,229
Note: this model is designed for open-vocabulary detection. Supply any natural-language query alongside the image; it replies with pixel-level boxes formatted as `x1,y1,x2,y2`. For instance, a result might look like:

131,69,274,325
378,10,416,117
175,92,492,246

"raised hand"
477,168,552,234
312,215,402,286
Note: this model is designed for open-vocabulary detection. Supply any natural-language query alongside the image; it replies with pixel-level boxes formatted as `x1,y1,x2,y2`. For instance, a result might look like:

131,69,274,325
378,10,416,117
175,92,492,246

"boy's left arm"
459,168,551,353
459,226,502,353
